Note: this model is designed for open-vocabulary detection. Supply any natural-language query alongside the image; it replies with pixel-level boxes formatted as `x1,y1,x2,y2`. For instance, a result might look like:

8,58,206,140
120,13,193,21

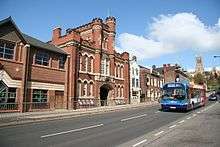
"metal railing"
72,98,127,109
23,102,50,111
0,103,19,110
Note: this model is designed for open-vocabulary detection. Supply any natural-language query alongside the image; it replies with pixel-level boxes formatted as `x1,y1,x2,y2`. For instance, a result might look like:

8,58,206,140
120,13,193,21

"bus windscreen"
163,83,186,100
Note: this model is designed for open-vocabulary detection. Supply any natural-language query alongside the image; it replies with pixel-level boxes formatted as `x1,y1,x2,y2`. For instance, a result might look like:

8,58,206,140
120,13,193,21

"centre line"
178,120,185,124
41,123,104,138
154,131,164,136
132,139,147,147
121,114,147,122
169,124,177,128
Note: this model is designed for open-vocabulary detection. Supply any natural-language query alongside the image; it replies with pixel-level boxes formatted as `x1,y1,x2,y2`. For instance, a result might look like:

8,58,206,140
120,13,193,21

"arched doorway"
100,84,112,106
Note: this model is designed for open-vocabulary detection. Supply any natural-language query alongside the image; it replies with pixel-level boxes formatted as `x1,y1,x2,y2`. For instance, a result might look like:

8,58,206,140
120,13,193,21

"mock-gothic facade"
51,17,129,108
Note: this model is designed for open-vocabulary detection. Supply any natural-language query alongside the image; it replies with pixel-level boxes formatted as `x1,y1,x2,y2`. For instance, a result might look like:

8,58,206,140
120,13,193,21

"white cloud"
117,13,220,59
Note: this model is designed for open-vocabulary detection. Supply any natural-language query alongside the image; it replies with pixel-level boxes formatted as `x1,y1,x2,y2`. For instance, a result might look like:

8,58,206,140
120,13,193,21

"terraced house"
50,16,130,108
0,17,69,112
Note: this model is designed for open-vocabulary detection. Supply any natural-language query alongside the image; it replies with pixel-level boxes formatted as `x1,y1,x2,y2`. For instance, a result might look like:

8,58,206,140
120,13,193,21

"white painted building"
130,56,141,104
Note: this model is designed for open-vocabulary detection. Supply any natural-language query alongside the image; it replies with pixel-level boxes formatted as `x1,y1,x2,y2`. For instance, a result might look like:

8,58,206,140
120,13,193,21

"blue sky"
1,0,220,71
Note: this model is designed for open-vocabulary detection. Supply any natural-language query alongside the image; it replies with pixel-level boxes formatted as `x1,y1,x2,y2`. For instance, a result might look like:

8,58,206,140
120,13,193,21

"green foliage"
205,72,220,91
193,73,205,85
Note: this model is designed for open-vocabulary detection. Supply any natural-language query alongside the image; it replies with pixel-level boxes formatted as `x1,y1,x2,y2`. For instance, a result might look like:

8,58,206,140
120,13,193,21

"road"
0,101,217,147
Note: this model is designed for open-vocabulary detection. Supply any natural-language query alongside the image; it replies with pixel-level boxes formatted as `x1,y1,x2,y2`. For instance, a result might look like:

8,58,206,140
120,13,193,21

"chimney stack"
52,27,61,41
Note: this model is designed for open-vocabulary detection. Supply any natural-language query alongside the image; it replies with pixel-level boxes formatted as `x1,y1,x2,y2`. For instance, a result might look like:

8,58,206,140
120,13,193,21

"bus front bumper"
161,104,188,110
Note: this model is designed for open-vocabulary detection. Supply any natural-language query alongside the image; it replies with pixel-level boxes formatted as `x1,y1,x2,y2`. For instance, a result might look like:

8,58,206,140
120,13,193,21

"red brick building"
155,64,188,83
50,17,130,108
0,17,69,112
140,66,164,102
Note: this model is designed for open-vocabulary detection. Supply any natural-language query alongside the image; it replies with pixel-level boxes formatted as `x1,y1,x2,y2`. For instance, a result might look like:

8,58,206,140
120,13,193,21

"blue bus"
160,81,206,111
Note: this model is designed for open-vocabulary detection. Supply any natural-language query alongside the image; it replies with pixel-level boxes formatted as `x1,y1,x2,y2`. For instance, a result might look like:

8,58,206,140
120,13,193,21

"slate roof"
0,17,67,55
22,33,67,54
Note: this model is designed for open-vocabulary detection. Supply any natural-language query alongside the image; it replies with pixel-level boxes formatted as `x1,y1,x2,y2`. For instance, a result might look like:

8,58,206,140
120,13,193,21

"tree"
193,73,205,85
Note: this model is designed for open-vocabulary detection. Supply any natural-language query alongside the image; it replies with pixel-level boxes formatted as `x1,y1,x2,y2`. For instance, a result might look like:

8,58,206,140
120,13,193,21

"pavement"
0,101,217,147
120,101,220,147
0,101,158,127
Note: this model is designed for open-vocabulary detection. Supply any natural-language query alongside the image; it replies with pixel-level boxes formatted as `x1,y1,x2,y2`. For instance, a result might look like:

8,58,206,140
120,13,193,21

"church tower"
195,56,204,74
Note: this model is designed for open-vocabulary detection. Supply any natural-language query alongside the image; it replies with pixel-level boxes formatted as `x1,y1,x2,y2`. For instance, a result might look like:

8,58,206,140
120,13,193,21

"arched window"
121,66,123,78
118,65,120,78
121,86,124,97
89,82,93,96
101,55,110,75
85,55,88,72
83,81,87,96
106,59,110,75
102,37,108,49
114,64,116,77
90,57,94,73
118,86,120,97
101,58,105,74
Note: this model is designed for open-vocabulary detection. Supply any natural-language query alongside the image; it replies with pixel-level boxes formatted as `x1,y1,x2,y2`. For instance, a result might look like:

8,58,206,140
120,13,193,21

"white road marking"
197,111,201,114
169,124,177,129
41,124,104,138
132,139,147,147
154,131,164,136
178,120,185,124
193,114,197,117
186,117,191,120
155,111,160,113
121,114,147,122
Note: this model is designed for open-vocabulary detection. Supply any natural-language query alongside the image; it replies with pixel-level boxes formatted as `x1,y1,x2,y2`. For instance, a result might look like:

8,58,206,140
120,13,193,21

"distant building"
129,56,141,104
155,64,189,83
140,66,164,102
195,56,204,74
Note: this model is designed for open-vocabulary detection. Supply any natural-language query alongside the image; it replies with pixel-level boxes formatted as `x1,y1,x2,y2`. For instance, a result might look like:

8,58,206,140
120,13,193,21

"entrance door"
55,91,64,109
100,84,112,106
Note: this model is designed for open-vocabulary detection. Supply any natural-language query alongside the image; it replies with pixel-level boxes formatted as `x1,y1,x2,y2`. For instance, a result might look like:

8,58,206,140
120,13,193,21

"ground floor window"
32,89,47,102
0,81,16,103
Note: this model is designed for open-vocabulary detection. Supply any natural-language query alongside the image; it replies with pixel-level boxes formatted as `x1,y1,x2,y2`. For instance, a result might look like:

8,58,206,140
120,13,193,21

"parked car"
208,93,219,101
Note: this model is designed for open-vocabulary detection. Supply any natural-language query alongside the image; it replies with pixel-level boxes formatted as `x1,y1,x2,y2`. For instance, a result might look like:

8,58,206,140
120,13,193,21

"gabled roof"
0,17,67,55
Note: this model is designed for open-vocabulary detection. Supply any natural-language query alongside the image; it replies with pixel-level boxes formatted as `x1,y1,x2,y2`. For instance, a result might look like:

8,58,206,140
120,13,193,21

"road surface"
0,101,217,147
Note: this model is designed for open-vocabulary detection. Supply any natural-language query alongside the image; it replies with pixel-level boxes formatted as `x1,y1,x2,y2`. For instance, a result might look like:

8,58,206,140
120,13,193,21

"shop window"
32,89,47,102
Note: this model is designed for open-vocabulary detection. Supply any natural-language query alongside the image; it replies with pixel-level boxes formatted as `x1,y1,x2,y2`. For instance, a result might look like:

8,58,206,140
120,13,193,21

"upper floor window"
35,51,49,66
132,78,135,87
136,68,138,76
101,57,110,75
59,56,65,69
0,40,15,60
136,79,139,87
